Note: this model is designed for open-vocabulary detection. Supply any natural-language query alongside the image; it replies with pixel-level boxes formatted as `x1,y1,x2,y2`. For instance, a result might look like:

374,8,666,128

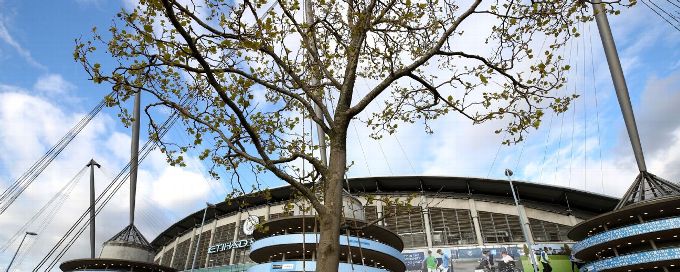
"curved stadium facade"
149,176,618,271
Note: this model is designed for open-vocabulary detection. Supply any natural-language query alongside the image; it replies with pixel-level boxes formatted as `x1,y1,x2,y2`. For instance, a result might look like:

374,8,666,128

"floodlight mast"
190,202,214,272
505,169,539,272
5,231,37,272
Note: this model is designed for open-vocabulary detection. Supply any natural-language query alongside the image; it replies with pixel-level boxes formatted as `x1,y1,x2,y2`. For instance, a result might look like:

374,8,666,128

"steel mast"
86,159,100,259
591,2,672,271
591,0,647,171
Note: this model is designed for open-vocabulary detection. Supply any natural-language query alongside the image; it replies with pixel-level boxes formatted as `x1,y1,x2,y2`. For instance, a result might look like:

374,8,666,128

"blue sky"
0,0,679,270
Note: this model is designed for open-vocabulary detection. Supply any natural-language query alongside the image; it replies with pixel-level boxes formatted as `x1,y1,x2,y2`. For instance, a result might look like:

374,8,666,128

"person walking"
570,254,584,272
425,250,438,272
437,249,450,272
540,247,552,272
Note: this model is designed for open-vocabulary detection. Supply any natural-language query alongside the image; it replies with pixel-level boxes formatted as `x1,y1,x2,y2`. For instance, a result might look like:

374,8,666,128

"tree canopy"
75,0,632,270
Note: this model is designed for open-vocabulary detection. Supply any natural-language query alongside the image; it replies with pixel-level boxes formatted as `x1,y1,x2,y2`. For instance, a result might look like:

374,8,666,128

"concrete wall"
100,243,155,262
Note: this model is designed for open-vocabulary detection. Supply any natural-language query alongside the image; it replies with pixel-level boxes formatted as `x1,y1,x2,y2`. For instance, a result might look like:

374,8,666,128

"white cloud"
149,166,211,210
33,74,76,94
0,87,216,270
0,16,46,70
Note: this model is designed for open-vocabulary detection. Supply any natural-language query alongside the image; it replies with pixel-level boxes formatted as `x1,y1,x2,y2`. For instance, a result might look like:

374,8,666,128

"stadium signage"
207,239,254,254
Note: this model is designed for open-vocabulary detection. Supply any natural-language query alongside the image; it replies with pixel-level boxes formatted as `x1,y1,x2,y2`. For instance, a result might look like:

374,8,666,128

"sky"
0,0,679,270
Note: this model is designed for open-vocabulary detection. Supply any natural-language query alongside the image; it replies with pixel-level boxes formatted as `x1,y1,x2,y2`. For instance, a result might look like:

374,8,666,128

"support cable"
352,123,372,176
568,22,581,188
394,136,416,175
0,167,87,252
14,167,86,267
486,131,506,178
0,93,110,215
538,36,569,183
641,0,680,31
554,35,576,186
582,19,589,190
664,0,680,10
587,21,606,193
42,116,177,271
359,80,395,175
34,109,181,271
648,0,680,24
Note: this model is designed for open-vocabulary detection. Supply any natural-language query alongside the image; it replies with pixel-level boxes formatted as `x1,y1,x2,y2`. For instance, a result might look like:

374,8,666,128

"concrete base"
100,242,155,263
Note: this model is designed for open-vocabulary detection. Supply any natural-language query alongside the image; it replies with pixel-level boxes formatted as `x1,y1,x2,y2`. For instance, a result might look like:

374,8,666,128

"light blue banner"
573,217,680,254
247,261,389,272
581,247,680,271
250,233,404,264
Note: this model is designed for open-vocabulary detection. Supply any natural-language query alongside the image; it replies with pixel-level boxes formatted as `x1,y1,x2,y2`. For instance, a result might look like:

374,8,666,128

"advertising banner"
403,251,425,272
403,246,522,272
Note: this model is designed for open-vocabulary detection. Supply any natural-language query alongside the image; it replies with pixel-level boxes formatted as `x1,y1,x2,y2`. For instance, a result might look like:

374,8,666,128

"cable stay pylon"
33,109,182,271
0,92,113,215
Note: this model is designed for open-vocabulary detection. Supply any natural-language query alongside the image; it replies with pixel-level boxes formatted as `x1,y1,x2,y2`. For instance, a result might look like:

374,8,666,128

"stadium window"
529,218,571,242
190,230,212,268
364,205,378,224
234,248,253,264
211,223,236,266
478,211,526,243
429,207,477,246
161,248,174,267
269,211,294,220
172,239,191,270
383,205,427,248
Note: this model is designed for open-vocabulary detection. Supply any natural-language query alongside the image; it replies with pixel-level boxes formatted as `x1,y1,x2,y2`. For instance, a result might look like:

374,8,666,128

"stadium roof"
150,176,619,249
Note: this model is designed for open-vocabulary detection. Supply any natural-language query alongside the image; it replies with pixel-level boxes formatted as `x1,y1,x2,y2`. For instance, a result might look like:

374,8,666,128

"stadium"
149,176,619,271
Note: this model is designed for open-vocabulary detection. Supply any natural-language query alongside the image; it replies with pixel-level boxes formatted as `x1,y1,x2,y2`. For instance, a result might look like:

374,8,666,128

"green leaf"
479,74,488,84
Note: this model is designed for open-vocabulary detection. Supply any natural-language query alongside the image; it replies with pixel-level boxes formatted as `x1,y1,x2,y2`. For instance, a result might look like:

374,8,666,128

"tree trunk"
315,130,347,272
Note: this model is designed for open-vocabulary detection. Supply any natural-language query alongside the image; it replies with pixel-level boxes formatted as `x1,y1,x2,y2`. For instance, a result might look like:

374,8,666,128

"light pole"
190,202,214,272
504,169,539,272
5,231,37,272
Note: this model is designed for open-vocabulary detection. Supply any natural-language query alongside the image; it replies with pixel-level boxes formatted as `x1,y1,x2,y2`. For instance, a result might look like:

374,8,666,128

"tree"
75,0,631,270
523,244,531,257
564,243,572,256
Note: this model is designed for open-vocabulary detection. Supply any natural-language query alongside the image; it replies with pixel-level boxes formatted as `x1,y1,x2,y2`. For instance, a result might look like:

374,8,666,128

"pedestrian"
498,251,515,272
570,253,584,271
540,247,552,272
425,250,438,272
477,250,491,271
436,249,450,272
